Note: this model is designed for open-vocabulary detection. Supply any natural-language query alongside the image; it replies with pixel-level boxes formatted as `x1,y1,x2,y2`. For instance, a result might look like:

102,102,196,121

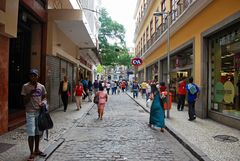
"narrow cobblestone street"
47,93,197,161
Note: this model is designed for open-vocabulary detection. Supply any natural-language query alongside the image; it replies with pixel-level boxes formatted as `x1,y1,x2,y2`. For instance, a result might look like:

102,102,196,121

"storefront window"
210,25,240,118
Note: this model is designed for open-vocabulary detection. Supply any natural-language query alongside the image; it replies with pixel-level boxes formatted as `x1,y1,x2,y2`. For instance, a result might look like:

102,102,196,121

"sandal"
27,154,34,161
34,151,47,157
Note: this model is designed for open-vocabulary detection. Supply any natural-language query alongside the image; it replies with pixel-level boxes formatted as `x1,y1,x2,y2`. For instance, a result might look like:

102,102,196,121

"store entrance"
170,69,191,102
8,5,39,129
9,26,31,114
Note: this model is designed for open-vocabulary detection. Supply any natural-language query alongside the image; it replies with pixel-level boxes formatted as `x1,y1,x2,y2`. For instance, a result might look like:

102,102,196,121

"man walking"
21,69,47,161
177,77,187,111
59,76,71,112
186,77,200,121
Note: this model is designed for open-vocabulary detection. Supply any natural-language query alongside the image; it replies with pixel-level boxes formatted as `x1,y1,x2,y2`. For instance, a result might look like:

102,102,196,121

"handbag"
93,95,99,104
67,91,71,97
38,105,54,131
146,98,152,108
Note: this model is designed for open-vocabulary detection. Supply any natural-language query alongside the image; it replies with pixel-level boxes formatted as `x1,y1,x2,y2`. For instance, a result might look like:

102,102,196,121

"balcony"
134,0,153,38
48,9,100,64
136,0,213,59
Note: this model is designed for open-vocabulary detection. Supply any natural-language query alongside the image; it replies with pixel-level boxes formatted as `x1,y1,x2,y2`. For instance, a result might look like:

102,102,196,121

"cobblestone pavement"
47,93,198,161
0,100,93,161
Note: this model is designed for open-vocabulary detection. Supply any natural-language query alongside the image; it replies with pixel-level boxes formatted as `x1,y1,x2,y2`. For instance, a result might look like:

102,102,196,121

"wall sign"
131,57,143,66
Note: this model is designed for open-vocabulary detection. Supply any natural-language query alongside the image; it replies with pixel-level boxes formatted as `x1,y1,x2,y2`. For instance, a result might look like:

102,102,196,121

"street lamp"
153,11,170,118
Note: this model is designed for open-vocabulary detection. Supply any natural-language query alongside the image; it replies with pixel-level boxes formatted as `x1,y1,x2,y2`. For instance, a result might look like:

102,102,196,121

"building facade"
134,0,240,129
46,0,101,110
0,0,100,135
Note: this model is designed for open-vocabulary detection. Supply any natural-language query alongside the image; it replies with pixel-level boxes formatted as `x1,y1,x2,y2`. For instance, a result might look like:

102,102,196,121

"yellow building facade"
134,0,240,129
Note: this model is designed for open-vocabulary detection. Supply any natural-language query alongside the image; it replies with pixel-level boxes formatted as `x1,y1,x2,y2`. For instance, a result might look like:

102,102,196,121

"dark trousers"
188,101,196,120
61,92,68,111
111,88,115,95
106,88,110,95
177,94,186,110
83,87,88,99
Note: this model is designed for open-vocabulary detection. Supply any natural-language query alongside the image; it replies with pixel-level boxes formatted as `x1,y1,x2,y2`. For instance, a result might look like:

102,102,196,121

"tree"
98,8,132,67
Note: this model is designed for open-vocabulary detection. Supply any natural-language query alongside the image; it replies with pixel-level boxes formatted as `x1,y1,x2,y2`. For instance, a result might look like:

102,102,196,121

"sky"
100,0,138,48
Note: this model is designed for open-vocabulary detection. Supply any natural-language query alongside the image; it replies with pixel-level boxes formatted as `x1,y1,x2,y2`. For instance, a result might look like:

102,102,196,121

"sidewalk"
126,92,240,161
0,101,94,161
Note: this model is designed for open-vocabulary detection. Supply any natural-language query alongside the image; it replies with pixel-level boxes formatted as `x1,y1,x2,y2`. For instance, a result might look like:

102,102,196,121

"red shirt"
178,80,187,95
75,85,84,96
160,85,167,92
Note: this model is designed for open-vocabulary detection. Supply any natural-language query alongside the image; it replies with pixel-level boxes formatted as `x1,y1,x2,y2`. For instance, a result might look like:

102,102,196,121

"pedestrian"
87,79,93,102
121,80,126,92
96,86,108,120
141,81,147,98
21,69,47,161
106,81,111,95
146,80,151,101
59,75,71,112
132,81,139,98
186,77,200,121
159,81,167,92
93,80,99,95
74,80,85,110
111,81,115,95
177,77,187,111
148,84,165,132
81,78,88,100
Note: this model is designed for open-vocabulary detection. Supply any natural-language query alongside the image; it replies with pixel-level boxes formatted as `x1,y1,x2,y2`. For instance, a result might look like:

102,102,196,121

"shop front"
159,45,193,102
208,21,240,129
138,69,144,83
146,62,158,82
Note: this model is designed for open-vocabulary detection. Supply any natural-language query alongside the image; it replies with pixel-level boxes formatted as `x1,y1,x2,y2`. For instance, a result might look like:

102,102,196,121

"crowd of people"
130,78,200,132
21,69,199,161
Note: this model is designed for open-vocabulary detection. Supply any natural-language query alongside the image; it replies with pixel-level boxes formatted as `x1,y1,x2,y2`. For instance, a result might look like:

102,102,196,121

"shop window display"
210,26,240,118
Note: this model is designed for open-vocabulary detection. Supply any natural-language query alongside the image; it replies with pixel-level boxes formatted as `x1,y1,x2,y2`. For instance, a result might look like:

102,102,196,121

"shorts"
26,111,43,136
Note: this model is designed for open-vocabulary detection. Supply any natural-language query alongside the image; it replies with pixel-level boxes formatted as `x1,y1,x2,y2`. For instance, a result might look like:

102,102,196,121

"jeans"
188,101,196,119
133,89,138,98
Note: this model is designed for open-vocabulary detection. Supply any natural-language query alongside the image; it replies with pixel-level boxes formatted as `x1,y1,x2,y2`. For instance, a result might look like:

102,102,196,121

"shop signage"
131,57,143,66
214,81,235,103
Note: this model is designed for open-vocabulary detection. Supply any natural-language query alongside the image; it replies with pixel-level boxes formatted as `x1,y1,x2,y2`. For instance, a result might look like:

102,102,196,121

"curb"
36,138,65,161
36,103,96,161
126,92,212,161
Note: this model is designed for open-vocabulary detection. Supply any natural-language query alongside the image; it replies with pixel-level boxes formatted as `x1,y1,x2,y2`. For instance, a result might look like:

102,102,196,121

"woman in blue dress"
148,84,165,132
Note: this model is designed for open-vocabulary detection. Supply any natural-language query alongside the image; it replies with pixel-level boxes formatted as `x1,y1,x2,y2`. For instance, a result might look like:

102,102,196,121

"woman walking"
96,86,108,120
149,84,165,132
74,80,85,110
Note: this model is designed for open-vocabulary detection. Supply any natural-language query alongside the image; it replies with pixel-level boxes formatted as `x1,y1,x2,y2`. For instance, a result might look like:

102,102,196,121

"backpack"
188,83,197,95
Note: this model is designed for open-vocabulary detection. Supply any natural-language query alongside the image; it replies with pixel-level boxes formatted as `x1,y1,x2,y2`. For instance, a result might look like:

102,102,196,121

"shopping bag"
38,105,53,131
67,91,71,97
146,99,152,108
93,95,99,104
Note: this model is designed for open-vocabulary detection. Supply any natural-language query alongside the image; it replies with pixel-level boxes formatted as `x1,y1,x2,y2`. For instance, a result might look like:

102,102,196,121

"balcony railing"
134,0,153,36
135,0,196,58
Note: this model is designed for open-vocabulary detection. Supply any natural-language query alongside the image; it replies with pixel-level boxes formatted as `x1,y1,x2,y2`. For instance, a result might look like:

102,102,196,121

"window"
146,27,149,41
161,0,167,23
143,32,145,46
209,24,240,118
150,19,153,36
171,0,179,21
155,8,159,31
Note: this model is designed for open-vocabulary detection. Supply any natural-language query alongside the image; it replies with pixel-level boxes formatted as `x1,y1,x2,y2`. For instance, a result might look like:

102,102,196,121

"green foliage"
96,64,103,73
98,8,132,67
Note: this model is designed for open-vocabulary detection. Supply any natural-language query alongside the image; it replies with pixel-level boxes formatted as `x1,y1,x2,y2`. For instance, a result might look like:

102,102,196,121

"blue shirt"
186,83,200,102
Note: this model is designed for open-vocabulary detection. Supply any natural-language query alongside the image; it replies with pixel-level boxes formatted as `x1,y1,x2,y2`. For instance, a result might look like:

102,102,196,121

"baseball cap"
29,69,39,76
